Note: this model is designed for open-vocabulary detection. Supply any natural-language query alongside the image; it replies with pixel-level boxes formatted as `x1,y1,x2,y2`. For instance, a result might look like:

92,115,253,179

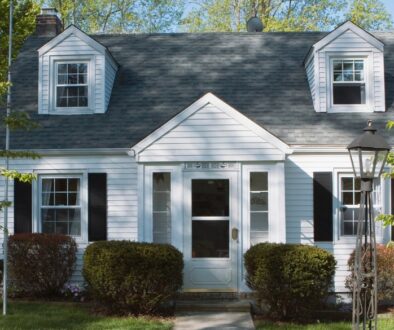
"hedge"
244,242,336,320
346,243,394,303
8,233,77,297
83,241,183,314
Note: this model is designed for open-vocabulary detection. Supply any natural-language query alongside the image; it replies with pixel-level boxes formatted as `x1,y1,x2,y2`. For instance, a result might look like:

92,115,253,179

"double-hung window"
40,176,81,236
56,63,88,108
250,172,269,244
332,59,366,105
339,174,381,236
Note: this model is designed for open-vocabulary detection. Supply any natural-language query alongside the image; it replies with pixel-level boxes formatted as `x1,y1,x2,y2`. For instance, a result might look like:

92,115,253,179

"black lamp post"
347,120,390,330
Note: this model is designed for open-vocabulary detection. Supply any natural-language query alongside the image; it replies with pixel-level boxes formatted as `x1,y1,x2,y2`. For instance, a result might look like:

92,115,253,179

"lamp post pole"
347,120,390,330
352,178,377,330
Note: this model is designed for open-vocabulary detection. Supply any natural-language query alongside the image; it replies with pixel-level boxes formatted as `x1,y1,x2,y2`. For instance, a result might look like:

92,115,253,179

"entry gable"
131,93,291,162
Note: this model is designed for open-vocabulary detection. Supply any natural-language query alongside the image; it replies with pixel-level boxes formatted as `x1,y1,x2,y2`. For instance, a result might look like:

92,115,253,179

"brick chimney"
35,8,63,37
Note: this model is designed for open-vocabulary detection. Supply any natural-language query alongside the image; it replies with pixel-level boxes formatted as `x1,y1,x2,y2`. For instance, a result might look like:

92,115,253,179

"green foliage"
244,243,336,320
182,0,393,32
83,241,183,314
44,0,184,33
347,0,393,31
0,0,40,82
8,233,77,298
3,111,40,130
345,244,394,303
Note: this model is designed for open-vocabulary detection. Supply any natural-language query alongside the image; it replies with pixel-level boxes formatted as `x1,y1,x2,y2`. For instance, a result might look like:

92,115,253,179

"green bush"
345,244,394,303
244,243,336,320
83,241,183,314
8,233,77,297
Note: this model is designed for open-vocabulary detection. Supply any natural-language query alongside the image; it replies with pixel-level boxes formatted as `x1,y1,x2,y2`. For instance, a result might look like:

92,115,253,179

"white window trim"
33,170,88,243
141,164,182,250
241,163,285,249
333,168,388,243
49,55,95,115
326,52,373,113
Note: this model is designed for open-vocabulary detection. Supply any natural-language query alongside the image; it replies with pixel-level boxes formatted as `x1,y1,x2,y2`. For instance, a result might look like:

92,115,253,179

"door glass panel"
250,172,269,244
152,172,171,244
192,220,229,258
192,179,229,216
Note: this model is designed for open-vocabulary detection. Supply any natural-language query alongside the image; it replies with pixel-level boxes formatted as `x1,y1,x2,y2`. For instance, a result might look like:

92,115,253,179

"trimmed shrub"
345,244,394,303
8,233,77,297
83,241,183,314
244,242,336,320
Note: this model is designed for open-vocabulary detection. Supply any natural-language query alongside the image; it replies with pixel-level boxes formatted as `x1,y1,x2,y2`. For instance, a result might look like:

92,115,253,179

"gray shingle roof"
6,31,394,149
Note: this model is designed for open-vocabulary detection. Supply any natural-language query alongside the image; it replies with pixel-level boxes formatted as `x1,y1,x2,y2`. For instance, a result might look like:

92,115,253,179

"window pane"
78,63,87,74
42,209,55,221
250,192,268,211
78,74,87,84
68,179,79,191
333,84,365,104
342,178,353,190
42,193,54,206
192,179,229,217
68,74,78,84
42,222,55,233
152,173,171,244
42,179,54,192
69,209,81,221
334,72,342,81
343,61,353,71
355,60,364,70
55,193,68,206
69,222,81,236
58,64,67,74
251,212,268,232
55,222,68,234
333,61,342,70
343,192,353,205
68,193,79,205
68,64,78,74
343,222,354,235
192,220,229,258
79,97,88,107
343,72,353,81
56,179,68,191
58,74,67,84
250,172,268,191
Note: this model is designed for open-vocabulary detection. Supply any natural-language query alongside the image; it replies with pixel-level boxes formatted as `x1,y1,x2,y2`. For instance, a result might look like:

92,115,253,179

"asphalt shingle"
6,31,394,149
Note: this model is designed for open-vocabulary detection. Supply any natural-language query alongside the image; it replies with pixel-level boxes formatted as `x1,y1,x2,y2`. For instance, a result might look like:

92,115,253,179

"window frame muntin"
327,53,372,113
49,55,95,115
39,175,83,237
33,171,88,243
55,61,89,109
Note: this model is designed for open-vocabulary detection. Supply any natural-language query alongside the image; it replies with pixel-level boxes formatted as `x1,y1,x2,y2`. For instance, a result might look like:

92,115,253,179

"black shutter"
14,180,32,234
313,172,333,242
88,173,107,241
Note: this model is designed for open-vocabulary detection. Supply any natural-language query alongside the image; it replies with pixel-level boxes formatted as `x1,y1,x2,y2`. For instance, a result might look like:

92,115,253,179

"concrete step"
175,299,252,313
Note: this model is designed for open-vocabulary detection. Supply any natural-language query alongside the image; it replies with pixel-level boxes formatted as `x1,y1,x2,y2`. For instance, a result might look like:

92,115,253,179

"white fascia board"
131,92,292,156
291,145,351,153
314,21,384,52
38,25,107,56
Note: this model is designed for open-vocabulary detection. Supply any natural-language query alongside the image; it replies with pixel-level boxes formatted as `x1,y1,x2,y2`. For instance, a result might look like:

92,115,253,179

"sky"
383,0,394,19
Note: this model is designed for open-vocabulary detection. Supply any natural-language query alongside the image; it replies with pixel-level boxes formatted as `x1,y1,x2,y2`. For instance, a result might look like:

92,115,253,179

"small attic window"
56,62,88,108
332,59,365,105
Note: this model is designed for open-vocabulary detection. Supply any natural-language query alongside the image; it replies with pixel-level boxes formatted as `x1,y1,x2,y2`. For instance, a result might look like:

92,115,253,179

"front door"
183,171,238,291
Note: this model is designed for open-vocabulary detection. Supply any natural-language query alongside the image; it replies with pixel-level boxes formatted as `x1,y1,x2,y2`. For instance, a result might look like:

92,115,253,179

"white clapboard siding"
0,154,138,285
139,103,284,162
305,57,316,107
105,57,117,109
39,32,116,114
308,25,385,113
285,153,391,292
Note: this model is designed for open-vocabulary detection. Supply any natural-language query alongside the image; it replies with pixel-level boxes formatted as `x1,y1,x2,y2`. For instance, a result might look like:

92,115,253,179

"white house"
3,10,394,294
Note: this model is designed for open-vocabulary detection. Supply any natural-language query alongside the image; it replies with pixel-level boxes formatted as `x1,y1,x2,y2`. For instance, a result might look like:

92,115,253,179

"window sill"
328,105,373,113
48,108,95,115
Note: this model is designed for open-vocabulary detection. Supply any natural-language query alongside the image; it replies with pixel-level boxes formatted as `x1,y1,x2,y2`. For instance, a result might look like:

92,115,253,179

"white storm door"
183,171,238,291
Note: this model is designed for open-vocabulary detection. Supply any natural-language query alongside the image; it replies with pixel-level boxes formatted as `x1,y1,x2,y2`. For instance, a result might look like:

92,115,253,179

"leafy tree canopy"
182,0,393,32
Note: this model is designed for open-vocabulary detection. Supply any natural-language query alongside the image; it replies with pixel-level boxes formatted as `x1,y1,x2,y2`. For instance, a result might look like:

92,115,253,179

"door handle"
231,227,239,240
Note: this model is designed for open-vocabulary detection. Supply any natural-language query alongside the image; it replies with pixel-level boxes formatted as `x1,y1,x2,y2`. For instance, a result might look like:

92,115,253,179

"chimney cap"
40,8,60,18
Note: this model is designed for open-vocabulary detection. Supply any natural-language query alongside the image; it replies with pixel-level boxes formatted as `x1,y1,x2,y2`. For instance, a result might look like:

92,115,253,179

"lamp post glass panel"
347,120,390,330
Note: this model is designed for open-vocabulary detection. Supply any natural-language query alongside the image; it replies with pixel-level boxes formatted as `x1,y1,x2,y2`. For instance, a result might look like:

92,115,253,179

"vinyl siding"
305,57,316,107
0,154,138,284
285,153,390,292
310,28,385,113
139,103,284,162
39,33,116,114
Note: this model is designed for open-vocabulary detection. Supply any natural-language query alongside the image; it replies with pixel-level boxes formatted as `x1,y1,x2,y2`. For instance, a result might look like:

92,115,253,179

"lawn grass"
0,301,173,330
255,317,394,329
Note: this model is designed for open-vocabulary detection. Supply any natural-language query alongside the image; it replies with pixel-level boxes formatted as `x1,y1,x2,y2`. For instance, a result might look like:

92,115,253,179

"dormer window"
56,63,88,108
332,59,366,105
